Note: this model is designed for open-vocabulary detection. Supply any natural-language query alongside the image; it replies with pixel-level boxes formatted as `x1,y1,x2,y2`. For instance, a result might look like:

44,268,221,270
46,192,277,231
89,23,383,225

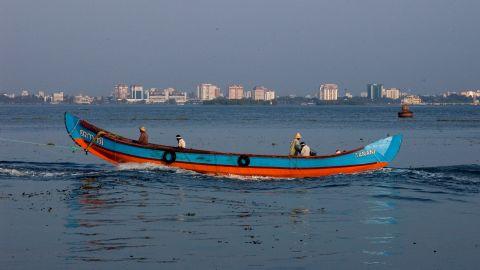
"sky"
1,0,479,96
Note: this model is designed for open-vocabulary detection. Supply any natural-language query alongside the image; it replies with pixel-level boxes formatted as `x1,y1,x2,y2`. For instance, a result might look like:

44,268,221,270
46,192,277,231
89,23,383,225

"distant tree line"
419,94,473,104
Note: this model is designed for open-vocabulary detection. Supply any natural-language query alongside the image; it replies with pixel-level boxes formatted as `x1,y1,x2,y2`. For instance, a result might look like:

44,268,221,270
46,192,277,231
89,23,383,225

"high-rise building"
114,84,129,100
253,86,267,100
52,92,64,103
130,85,144,100
318,84,338,101
384,88,400,99
197,83,220,100
367,83,383,100
228,85,244,100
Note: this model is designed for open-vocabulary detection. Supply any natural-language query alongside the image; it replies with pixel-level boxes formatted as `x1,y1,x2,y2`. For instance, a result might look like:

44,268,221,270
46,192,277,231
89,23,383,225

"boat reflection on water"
64,176,155,262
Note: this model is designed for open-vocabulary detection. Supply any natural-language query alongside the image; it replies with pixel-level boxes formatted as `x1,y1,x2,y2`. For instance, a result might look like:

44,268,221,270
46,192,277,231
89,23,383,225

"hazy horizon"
1,0,479,96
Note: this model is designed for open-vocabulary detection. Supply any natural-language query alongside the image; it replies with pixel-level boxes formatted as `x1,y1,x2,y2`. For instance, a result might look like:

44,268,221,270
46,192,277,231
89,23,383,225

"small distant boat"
398,104,414,118
65,112,402,178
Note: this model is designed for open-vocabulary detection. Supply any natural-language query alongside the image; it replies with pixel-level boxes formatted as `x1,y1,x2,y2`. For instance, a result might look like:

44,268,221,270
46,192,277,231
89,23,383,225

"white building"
197,83,220,100
52,92,64,103
147,88,187,104
114,84,129,100
130,85,144,100
74,95,94,104
264,90,275,101
402,95,422,105
319,84,338,101
360,92,368,98
384,88,401,99
21,90,30,97
253,86,266,100
460,90,480,98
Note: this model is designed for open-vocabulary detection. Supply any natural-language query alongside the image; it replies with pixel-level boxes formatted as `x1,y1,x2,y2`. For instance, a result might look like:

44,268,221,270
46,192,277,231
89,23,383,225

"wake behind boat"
64,112,402,178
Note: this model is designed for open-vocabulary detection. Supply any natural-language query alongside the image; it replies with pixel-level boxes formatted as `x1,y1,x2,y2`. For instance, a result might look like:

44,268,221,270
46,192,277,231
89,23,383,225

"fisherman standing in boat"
176,134,186,148
289,132,302,156
137,126,149,145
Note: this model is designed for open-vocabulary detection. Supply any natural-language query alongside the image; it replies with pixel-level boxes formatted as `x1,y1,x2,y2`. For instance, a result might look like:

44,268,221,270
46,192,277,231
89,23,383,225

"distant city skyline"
1,0,480,96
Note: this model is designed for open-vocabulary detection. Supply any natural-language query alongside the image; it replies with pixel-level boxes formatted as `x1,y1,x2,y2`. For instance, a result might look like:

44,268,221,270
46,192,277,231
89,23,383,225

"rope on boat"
0,136,81,152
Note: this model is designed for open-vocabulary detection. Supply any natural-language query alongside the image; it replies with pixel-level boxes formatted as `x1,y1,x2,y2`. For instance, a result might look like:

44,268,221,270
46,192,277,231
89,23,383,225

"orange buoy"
398,104,413,118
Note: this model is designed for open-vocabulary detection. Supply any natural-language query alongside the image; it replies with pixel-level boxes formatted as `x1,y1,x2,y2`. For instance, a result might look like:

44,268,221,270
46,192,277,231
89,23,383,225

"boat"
398,104,414,118
64,112,402,178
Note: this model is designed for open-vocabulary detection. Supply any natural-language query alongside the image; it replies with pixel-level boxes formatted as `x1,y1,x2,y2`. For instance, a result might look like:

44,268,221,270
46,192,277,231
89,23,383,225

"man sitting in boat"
289,132,302,156
137,126,148,145
176,134,186,148
300,142,311,156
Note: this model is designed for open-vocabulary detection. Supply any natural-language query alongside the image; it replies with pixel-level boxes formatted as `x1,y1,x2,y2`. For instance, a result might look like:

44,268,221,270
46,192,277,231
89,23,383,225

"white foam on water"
0,167,28,176
0,167,69,178
117,162,170,171
217,174,294,181
116,162,201,176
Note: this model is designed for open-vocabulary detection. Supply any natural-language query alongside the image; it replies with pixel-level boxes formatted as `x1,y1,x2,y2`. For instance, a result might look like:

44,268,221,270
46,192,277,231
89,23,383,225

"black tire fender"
162,150,176,164
237,155,250,167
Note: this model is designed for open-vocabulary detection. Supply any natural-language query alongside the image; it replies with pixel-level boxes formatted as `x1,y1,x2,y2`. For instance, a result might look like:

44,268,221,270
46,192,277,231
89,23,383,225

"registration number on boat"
79,130,104,145
355,149,375,158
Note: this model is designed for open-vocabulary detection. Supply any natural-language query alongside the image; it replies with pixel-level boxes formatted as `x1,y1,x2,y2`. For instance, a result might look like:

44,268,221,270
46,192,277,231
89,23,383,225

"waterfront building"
21,90,30,97
367,83,383,100
345,92,353,99
37,91,45,98
114,84,129,100
384,88,401,99
264,90,275,101
360,92,368,98
147,88,187,104
130,85,144,100
253,86,266,100
52,92,64,103
402,95,422,105
460,90,480,98
74,95,94,104
228,85,244,100
318,84,338,101
197,83,220,100
168,89,187,104
245,91,252,99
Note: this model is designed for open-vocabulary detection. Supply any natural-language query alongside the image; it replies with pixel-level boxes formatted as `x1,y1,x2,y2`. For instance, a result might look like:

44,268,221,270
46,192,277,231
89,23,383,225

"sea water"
0,105,479,269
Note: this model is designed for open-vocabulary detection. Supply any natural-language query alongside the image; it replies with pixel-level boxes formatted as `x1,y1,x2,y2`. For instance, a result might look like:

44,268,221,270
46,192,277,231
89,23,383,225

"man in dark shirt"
137,126,148,144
